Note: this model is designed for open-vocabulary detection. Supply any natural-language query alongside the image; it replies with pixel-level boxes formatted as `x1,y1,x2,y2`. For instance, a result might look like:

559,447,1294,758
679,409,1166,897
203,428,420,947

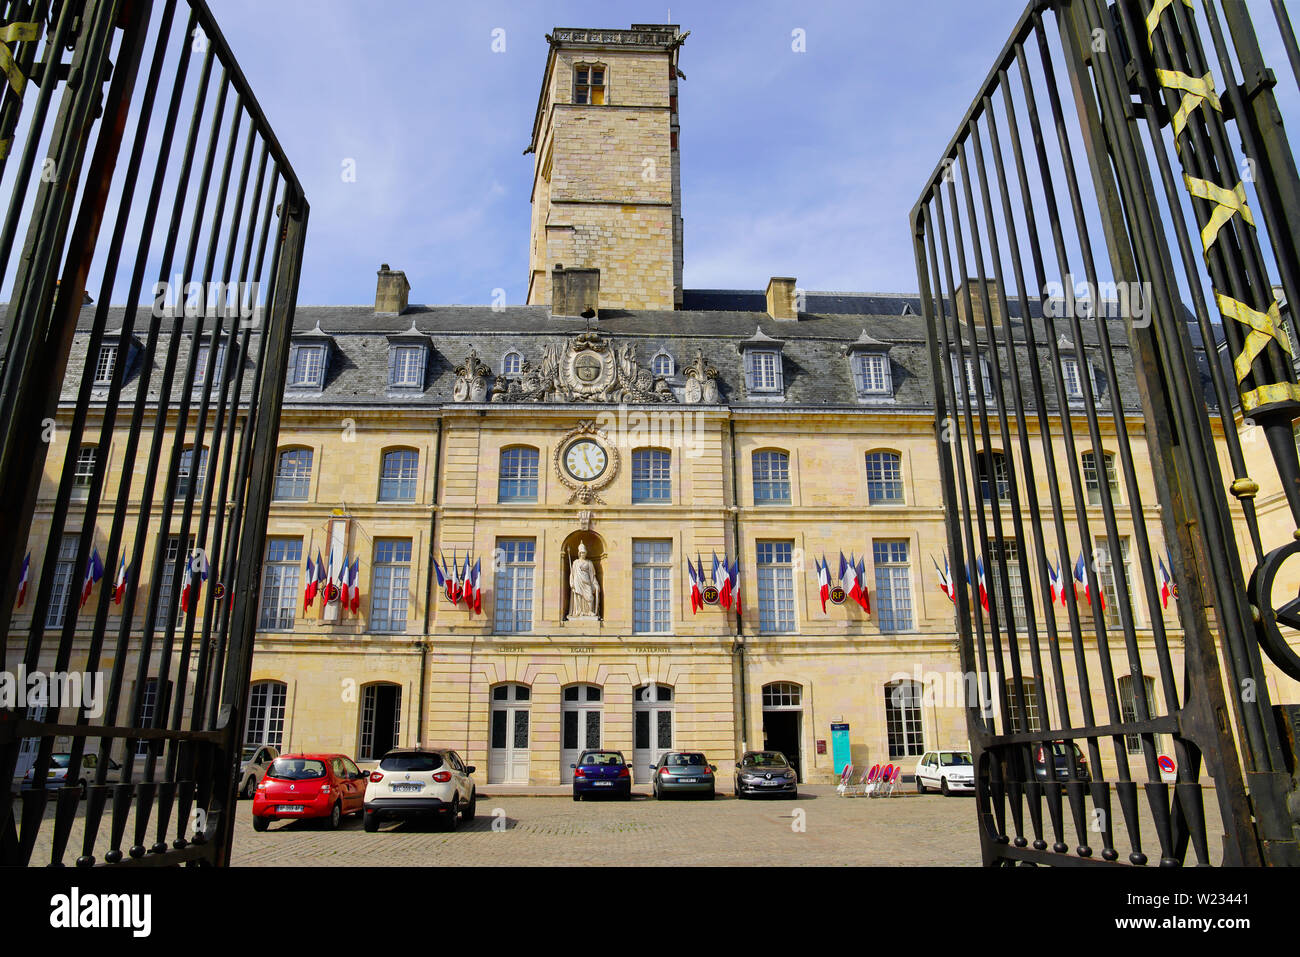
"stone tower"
525,24,686,310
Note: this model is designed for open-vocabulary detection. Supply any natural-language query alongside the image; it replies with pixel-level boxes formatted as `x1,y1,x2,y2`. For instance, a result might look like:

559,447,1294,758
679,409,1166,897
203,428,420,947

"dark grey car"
651,751,717,799
734,750,797,798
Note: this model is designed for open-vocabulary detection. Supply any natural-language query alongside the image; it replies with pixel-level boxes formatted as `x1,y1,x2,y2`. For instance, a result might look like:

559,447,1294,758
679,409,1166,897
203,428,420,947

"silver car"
21,753,123,796
239,745,280,799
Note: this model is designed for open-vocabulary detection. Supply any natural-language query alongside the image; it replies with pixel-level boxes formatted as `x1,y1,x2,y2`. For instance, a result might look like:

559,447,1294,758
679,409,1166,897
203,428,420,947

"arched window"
176,447,208,499
762,682,802,709
502,351,523,376
274,447,313,500
884,680,924,758
498,446,540,502
1118,674,1157,754
631,448,670,502
977,451,1010,502
379,447,419,502
865,450,904,504
562,684,603,768
245,680,288,750
753,450,791,504
1081,450,1120,506
651,351,673,377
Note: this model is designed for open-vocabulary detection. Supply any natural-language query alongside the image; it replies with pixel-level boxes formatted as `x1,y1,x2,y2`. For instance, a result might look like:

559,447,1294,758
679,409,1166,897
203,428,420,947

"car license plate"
677,777,697,783
762,780,782,786
278,805,304,813
392,782,423,792
594,781,612,786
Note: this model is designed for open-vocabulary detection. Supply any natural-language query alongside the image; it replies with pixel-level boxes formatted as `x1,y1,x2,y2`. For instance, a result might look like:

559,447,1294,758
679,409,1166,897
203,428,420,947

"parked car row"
571,748,799,801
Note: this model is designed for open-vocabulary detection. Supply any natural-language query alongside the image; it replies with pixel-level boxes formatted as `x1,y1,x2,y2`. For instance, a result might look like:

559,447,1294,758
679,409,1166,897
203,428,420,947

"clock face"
564,439,608,481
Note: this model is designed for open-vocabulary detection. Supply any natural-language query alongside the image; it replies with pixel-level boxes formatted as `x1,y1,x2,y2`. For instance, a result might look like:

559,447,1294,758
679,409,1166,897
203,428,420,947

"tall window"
746,350,782,392
874,540,914,632
45,536,79,629
291,344,325,387
274,448,313,501
258,537,302,630
1118,674,1157,754
176,447,208,499
379,448,419,502
1096,536,1134,627
853,353,892,396
865,451,904,504
494,538,535,634
1061,356,1084,399
245,681,287,749
390,345,424,387
1082,450,1120,506
134,677,172,755
977,451,1010,502
94,344,117,385
632,539,672,634
631,448,670,503
194,342,226,385
1004,677,1042,734
573,64,606,104
756,541,796,634
73,445,98,489
370,539,412,633
985,538,1026,626
498,446,540,502
885,680,924,758
151,536,189,631
753,450,791,504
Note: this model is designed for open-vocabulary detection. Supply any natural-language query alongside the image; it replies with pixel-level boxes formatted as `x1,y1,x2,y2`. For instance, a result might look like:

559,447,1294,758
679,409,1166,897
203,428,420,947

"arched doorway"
359,682,402,760
633,683,674,783
489,683,531,783
761,682,803,781
561,684,603,775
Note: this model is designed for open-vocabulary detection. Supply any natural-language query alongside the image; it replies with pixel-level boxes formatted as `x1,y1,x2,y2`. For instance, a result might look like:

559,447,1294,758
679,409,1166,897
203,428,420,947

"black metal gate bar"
0,0,307,866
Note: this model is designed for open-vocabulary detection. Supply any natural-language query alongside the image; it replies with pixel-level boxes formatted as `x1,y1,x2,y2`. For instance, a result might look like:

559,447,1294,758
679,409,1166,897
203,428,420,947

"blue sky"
210,0,1030,306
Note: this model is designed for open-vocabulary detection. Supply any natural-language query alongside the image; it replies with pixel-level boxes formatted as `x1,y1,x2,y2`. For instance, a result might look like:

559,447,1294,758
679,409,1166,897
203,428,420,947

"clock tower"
525,25,686,311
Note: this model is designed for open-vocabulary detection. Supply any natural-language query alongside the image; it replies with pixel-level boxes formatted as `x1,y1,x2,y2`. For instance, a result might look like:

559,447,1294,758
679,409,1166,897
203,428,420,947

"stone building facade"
12,23,1300,789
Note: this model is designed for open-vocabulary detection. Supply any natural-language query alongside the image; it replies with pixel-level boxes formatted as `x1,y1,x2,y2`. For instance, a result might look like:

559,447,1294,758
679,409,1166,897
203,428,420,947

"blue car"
571,749,633,801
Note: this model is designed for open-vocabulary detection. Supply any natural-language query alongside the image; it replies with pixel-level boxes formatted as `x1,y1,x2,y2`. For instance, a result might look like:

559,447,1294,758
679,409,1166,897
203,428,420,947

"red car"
252,753,368,831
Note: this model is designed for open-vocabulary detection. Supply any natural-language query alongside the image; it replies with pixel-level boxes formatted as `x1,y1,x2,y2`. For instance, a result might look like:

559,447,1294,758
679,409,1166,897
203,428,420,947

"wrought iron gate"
0,0,307,865
913,0,1300,866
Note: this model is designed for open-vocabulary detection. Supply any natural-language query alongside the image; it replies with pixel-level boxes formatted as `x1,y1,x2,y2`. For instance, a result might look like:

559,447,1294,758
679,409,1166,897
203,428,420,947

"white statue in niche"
567,542,601,620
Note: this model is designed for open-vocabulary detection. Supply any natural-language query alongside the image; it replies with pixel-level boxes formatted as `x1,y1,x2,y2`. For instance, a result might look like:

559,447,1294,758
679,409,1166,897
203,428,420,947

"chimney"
375,264,410,314
956,277,1004,327
551,264,600,319
765,277,798,320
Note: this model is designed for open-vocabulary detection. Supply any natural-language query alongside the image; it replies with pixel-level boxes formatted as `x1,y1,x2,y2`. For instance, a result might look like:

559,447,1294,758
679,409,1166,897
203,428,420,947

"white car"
914,750,975,795
21,753,123,795
238,744,280,799
363,748,477,832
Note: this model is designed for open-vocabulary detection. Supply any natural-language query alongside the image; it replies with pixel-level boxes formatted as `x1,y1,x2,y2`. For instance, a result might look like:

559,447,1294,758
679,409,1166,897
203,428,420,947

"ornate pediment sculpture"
452,348,490,402
488,330,675,403
682,349,721,404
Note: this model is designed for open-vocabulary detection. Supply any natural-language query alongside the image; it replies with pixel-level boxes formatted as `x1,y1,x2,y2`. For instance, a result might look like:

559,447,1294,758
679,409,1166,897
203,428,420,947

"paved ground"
13,784,1225,866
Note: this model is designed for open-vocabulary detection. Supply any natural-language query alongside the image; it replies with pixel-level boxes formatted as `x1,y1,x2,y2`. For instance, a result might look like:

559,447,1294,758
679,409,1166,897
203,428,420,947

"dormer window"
574,64,606,105
94,345,117,385
503,350,523,376
951,353,994,399
194,341,227,386
290,344,326,388
1061,355,1100,402
748,351,781,391
390,344,425,388
853,353,892,395
651,351,674,377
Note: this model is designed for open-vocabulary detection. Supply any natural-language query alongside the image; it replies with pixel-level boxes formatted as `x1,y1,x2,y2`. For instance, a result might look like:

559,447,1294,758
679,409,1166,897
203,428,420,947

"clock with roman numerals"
563,438,608,480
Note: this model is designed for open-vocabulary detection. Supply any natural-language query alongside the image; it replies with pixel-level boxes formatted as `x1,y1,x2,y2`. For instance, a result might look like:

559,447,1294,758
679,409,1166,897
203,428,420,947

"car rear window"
379,753,444,772
580,751,624,766
268,758,326,780
666,753,706,766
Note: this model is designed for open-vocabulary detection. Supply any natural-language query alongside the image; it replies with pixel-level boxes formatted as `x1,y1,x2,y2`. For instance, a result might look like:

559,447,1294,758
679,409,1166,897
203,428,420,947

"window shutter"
772,352,784,392
744,350,755,389
417,345,428,388
387,345,397,386
287,344,299,383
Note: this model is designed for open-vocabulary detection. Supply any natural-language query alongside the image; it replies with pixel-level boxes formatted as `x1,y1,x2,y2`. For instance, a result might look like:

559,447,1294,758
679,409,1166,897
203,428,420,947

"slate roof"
23,290,1219,415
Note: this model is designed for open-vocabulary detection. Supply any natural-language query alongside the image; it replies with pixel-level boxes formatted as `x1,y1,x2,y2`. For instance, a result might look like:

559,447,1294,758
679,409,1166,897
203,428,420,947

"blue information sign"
830,722,851,776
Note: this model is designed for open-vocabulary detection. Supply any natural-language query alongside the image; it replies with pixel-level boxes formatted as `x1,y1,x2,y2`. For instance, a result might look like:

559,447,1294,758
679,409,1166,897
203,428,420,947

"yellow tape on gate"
1184,174,1254,253
1146,0,1195,44
1241,382,1300,413
1216,293,1289,385
1156,69,1221,140
0,21,39,96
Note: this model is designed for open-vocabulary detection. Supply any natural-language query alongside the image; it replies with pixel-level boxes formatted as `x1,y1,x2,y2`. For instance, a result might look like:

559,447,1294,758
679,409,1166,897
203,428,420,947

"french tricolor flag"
17,551,30,608
338,553,351,610
81,547,104,608
304,553,317,611
469,557,482,614
817,555,830,612
181,548,208,614
349,556,361,613
1158,555,1173,609
730,558,741,617
113,554,128,605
